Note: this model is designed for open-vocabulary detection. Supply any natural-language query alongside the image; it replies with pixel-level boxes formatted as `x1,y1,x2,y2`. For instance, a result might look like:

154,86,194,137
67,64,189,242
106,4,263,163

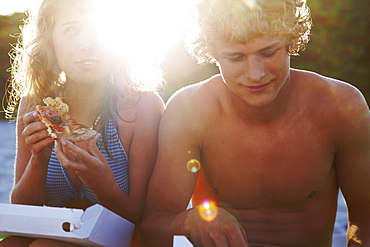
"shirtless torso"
191,71,339,245
142,65,369,246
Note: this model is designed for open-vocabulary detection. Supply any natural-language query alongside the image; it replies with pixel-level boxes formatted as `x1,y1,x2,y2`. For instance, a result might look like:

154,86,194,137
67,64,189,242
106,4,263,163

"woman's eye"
63,26,78,34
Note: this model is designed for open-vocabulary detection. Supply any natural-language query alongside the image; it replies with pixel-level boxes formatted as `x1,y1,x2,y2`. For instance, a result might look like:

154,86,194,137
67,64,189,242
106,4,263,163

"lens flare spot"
198,200,218,222
187,159,201,173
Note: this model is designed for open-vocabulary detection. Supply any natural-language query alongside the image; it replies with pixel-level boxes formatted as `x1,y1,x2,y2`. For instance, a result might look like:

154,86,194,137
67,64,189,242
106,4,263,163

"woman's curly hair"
4,0,163,159
185,0,312,64
5,0,163,120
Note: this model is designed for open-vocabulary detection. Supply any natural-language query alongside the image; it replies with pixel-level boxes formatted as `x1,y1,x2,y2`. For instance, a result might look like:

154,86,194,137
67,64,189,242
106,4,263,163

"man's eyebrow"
221,51,244,57
259,42,283,51
221,41,284,56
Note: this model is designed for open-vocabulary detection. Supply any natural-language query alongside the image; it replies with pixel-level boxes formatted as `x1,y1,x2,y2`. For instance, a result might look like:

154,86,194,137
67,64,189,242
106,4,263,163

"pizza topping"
36,97,97,142
50,115,62,125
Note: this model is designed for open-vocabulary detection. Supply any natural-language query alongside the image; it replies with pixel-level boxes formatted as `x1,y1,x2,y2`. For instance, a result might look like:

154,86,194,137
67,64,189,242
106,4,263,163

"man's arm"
141,85,248,246
334,85,370,246
140,89,202,246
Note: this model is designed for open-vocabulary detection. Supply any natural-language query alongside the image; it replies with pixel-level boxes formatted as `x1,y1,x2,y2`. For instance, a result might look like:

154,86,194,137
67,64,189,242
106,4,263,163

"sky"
0,0,38,15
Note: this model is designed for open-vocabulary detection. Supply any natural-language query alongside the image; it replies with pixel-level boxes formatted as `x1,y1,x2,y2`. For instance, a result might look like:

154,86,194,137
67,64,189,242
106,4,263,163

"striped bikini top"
45,117,129,206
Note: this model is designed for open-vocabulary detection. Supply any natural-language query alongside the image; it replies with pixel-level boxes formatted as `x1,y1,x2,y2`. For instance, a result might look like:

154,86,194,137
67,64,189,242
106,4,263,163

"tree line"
0,0,369,119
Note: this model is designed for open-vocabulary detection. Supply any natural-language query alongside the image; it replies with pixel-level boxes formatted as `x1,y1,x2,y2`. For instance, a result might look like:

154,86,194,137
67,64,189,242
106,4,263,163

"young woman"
1,0,164,246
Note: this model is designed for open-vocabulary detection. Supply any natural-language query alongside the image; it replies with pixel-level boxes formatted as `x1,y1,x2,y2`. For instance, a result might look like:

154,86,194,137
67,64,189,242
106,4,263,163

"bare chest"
196,117,336,207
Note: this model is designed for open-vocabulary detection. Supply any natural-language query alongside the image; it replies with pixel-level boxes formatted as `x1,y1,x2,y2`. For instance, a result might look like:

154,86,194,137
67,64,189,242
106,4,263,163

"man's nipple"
307,191,317,198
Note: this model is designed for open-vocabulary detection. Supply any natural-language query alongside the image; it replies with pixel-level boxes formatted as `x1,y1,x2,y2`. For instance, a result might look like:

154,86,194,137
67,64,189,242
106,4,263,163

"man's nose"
244,57,265,82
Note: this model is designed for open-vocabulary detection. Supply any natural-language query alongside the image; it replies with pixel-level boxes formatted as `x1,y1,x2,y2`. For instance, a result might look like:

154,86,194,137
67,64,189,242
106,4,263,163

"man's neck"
227,75,293,124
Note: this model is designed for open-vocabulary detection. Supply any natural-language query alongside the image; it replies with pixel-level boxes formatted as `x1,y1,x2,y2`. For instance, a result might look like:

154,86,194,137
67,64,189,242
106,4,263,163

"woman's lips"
75,59,99,70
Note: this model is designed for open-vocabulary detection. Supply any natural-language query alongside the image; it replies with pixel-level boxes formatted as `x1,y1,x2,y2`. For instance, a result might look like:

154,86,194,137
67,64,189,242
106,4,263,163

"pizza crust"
51,128,98,142
36,97,97,142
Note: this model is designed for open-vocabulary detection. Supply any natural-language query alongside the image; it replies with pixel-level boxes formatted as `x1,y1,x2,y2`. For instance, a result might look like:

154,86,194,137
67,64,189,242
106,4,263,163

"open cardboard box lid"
0,203,134,247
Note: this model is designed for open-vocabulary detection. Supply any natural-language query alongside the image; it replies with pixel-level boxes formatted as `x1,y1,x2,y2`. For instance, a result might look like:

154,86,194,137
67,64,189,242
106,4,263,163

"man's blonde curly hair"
185,0,312,64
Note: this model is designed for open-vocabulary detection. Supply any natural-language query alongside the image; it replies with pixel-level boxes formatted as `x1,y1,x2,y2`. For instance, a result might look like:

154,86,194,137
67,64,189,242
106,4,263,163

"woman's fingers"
55,140,83,171
22,110,40,126
56,137,103,171
21,110,54,158
22,111,49,140
86,134,104,158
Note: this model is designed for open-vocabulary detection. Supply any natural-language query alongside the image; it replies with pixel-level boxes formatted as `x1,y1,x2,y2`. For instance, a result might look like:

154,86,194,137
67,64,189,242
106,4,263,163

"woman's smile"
75,59,100,70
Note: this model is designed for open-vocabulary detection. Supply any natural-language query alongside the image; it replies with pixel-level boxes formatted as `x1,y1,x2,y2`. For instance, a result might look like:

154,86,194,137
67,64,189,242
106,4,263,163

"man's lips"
244,81,272,92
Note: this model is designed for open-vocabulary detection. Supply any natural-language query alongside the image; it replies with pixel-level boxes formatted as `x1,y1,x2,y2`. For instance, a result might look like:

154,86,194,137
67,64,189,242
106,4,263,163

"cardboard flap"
73,204,135,247
0,203,134,247
0,203,84,238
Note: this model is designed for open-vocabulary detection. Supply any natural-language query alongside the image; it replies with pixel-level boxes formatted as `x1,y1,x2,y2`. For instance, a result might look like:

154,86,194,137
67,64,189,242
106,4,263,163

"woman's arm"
54,91,164,225
10,97,55,205
105,91,164,224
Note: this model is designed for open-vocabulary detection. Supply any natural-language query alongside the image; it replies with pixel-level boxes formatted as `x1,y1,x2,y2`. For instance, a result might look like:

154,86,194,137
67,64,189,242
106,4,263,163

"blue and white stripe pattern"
45,117,129,206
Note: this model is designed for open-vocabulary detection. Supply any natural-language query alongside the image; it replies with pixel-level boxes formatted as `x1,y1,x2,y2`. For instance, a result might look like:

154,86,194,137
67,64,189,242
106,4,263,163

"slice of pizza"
36,97,97,142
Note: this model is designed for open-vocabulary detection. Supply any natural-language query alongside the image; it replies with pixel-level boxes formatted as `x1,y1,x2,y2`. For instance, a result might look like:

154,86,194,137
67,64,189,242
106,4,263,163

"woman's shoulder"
116,90,164,122
138,90,165,107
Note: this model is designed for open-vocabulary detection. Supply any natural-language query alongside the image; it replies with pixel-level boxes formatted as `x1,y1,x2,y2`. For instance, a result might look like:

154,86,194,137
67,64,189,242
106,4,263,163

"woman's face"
52,1,115,86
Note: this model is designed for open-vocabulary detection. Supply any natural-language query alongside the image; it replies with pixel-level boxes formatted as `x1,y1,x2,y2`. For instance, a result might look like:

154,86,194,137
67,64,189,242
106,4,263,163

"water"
0,121,347,245
0,121,16,204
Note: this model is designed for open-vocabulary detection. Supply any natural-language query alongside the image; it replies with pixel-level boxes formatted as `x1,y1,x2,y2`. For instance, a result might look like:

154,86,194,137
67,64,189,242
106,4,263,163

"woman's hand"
10,109,55,205
21,110,54,164
54,134,117,197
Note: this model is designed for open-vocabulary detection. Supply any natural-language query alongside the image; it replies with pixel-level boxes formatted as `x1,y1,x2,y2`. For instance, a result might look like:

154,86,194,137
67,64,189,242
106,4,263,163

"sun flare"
91,0,196,88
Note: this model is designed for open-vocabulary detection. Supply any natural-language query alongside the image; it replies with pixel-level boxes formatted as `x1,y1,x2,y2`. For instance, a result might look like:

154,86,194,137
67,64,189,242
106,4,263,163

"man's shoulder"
292,69,368,121
166,74,223,109
160,74,225,131
292,69,365,102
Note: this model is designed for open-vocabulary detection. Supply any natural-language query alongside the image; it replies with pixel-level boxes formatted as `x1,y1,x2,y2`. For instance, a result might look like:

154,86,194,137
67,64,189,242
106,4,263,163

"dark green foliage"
0,12,26,119
160,0,370,103
291,0,369,103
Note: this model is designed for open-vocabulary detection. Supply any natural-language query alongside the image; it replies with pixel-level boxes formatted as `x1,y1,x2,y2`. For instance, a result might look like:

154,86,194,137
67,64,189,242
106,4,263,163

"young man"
141,0,370,246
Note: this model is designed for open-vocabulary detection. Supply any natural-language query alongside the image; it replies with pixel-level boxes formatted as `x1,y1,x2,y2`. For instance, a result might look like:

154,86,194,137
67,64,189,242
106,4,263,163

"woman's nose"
80,28,97,51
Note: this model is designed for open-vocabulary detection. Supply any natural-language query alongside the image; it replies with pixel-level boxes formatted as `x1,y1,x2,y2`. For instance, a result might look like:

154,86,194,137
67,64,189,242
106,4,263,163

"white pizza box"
173,235,193,247
0,203,134,247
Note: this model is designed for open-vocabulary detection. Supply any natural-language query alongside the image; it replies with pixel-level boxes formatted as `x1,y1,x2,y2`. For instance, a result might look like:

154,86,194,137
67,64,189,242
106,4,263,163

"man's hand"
185,205,248,247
